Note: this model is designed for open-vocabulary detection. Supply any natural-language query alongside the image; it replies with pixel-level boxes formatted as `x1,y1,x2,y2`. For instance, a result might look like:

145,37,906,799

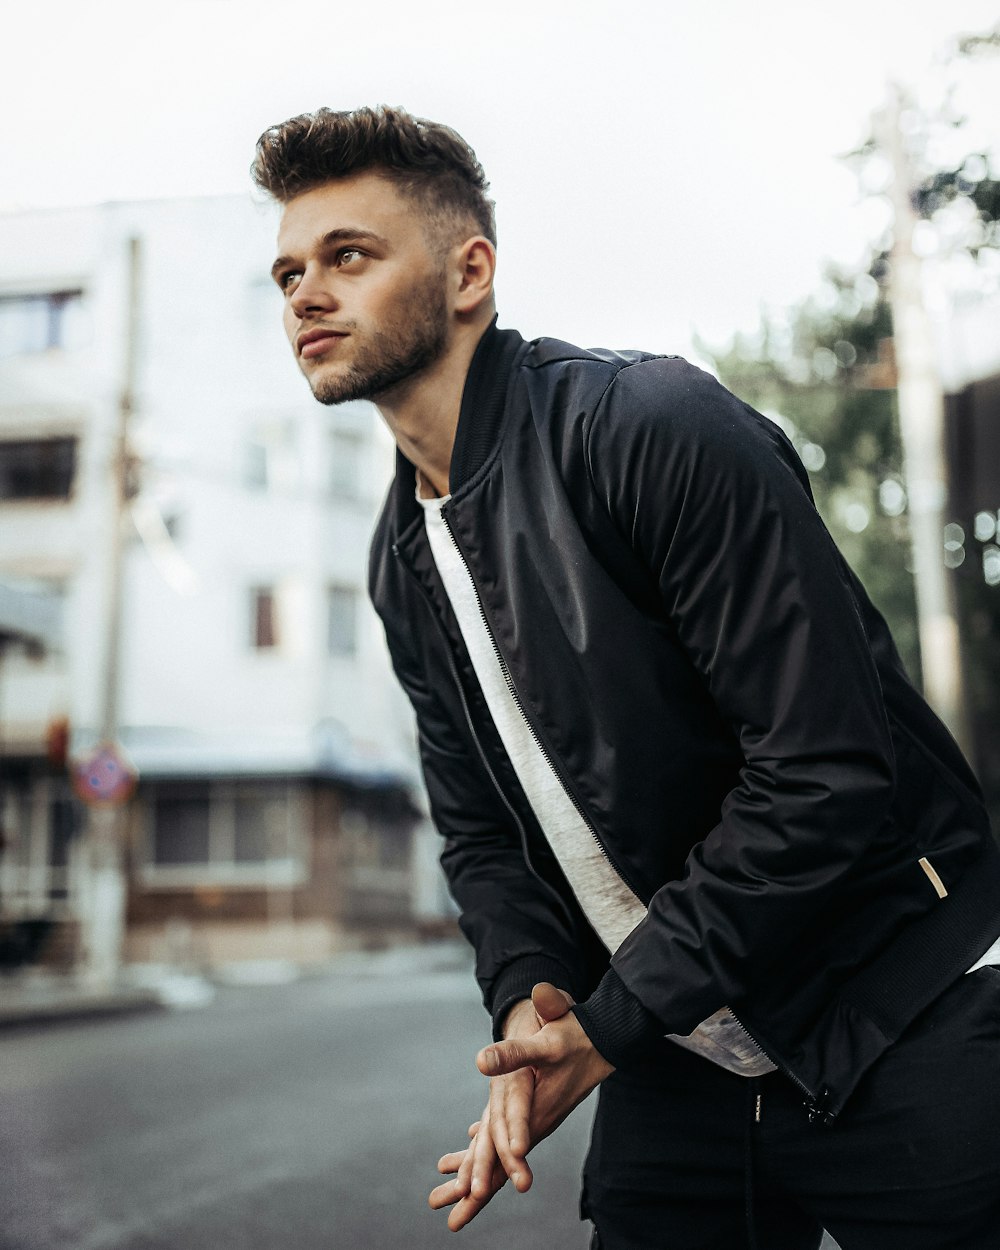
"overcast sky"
3,0,999,358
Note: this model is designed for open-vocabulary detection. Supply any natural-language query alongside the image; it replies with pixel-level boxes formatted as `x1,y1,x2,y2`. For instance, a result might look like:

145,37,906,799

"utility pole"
874,86,972,757
77,237,142,988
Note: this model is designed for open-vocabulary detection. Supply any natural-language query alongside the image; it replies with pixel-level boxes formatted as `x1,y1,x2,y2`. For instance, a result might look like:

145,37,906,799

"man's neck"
375,316,491,498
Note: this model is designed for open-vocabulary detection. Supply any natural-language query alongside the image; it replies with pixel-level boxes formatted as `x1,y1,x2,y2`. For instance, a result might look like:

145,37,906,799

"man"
253,106,1000,1248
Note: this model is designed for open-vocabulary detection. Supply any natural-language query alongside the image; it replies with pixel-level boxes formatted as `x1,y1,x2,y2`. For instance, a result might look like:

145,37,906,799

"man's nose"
289,265,336,318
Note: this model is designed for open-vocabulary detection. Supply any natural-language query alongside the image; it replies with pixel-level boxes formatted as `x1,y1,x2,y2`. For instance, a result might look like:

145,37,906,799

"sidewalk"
0,970,164,1029
0,940,472,1029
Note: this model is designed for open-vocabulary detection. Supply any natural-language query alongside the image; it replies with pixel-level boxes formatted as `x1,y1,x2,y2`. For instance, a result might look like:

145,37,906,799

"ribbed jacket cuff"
490,955,578,1041
571,967,664,1068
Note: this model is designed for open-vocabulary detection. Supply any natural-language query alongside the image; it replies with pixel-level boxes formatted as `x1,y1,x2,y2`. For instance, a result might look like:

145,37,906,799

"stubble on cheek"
307,277,449,406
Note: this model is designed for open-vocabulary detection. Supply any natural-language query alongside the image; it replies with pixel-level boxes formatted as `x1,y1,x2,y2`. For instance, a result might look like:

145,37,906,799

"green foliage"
912,156,1000,259
699,275,922,684
956,25,1000,56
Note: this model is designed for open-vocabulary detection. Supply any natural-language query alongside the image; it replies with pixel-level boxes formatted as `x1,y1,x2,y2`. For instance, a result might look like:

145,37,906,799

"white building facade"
0,194,449,974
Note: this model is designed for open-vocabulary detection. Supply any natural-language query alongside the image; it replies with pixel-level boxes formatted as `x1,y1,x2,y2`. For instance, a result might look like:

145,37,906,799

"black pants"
582,967,1000,1249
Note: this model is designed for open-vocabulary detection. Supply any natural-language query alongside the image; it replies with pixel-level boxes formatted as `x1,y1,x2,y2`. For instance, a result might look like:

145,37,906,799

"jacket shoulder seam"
580,356,672,514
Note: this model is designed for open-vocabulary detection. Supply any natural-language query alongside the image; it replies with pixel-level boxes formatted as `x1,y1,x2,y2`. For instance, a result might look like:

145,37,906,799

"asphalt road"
0,957,595,1250
0,956,840,1250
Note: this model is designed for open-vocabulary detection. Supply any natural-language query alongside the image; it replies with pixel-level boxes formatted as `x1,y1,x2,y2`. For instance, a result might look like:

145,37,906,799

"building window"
244,440,269,492
0,779,80,915
48,795,79,870
152,784,211,865
329,429,363,501
0,437,77,501
327,584,358,657
144,780,304,886
233,789,290,863
0,290,86,359
342,807,410,871
250,585,279,649
243,422,299,494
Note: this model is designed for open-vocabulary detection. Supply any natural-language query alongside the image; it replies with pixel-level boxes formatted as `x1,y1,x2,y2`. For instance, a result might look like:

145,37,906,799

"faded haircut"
251,105,496,250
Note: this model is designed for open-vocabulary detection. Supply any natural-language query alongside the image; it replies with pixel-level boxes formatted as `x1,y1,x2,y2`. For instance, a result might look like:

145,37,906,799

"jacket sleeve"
381,615,591,1036
572,357,897,1065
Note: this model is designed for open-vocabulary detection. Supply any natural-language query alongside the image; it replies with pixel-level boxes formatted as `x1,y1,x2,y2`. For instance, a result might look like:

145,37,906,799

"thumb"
476,1035,542,1077
531,981,574,1024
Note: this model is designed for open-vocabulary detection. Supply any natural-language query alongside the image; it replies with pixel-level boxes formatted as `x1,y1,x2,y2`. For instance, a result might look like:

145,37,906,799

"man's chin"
310,369,370,407
311,365,417,407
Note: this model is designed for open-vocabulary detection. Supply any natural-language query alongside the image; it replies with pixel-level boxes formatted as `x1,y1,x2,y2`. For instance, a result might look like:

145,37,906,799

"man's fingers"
502,1074,533,1162
469,1106,500,1201
429,1157,507,1218
445,1163,508,1231
436,1148,468,1175
448,1194,481,1230
477,1036,544,1077
490,1072,534,1192
428,1176,467,1210
489,1121,532,1192
531,980,575,1023
441,1116,480,1208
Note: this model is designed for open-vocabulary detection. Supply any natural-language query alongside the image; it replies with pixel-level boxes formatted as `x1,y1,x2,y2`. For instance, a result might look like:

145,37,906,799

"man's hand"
484,986,571,1194
428,1099,508,1230
429,990,550,1231
477,982,614,1153
428,983,614,1231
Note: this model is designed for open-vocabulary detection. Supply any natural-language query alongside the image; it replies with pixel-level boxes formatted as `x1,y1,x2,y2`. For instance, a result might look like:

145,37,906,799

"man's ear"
452,236,496,315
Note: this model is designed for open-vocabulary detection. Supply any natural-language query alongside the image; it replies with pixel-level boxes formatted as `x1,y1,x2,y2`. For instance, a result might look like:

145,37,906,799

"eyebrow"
270,228,390,282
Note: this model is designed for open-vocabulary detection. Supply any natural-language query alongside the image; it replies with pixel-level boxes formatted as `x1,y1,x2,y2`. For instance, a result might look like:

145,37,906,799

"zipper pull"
804,1087,835,1126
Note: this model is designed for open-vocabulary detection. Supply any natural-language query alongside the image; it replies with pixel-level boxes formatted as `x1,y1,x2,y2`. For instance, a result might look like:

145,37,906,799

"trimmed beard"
310,269,449,406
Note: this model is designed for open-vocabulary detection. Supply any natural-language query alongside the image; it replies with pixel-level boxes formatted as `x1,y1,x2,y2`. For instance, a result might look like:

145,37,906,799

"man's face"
273,173,450,405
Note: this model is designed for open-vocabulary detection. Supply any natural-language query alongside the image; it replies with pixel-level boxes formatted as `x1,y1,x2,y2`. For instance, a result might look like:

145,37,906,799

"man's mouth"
298,328,347,359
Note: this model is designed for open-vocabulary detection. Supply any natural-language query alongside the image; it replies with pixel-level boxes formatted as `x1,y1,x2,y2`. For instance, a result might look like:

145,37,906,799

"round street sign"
73,741,138,806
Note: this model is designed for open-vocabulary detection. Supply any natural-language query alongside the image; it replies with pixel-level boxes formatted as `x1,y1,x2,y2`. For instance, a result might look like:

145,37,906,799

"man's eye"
279,271,301,291
338,248,364,266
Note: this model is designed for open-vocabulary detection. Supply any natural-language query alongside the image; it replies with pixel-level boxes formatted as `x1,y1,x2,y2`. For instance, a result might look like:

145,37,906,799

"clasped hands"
428,982,614,1231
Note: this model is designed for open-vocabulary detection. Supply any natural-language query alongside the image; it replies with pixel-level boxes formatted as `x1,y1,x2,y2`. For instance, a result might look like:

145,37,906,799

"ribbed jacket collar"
449,316,526,492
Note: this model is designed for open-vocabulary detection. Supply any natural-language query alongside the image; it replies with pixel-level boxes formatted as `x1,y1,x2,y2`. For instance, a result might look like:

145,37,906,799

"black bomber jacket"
368,321,1000,1122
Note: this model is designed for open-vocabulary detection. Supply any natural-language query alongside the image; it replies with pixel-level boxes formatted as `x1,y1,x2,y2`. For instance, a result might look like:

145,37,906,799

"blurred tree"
911,28,1000,818
862,24,1000,282
913,24,1000,259
699,278,920,682
702,22,1000,817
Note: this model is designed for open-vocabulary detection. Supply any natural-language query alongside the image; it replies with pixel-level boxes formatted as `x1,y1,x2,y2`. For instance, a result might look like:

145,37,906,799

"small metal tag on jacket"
918,856,949,899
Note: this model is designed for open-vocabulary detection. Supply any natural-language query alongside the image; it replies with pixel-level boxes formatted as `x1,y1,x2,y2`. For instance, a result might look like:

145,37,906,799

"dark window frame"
249,585,279,650
0,437,78,502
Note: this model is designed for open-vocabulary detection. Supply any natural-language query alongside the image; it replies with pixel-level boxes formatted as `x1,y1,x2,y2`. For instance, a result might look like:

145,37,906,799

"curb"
0,987,164,1031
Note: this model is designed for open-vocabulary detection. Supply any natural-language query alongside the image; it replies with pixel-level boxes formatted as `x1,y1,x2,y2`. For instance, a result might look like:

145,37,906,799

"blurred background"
1,2,998,1247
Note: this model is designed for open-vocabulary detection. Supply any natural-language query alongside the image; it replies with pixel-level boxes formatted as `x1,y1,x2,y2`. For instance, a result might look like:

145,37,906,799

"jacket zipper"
392,543,578,934
728,1008,835,1124
440,510,645,902
406,521,839,1124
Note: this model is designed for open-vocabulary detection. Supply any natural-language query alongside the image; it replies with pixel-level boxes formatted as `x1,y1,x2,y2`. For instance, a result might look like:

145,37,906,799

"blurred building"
0,195,450,975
